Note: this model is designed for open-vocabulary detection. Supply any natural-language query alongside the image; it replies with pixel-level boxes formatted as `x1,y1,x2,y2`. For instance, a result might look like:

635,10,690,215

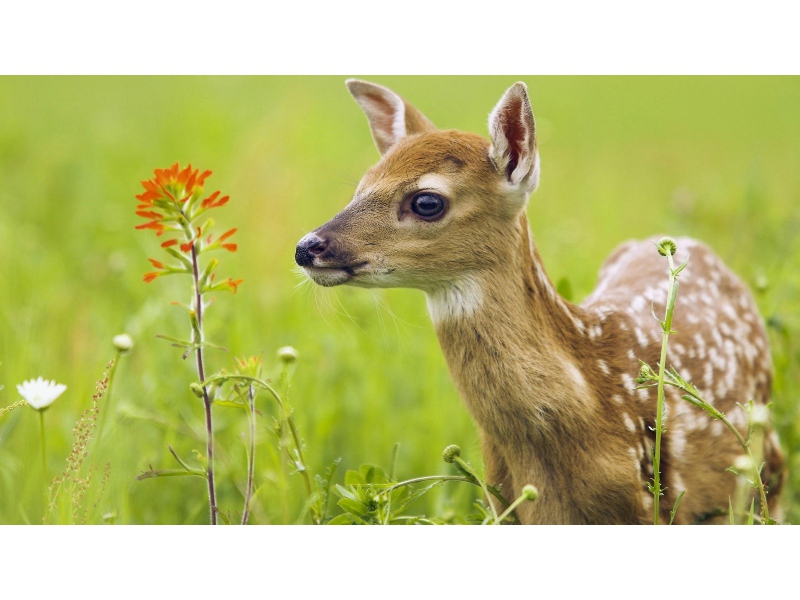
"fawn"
296,79,785,524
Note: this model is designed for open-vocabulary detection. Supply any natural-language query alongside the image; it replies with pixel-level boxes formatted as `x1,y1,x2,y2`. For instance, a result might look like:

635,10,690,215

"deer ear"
488,82,539,192
346,79,436,155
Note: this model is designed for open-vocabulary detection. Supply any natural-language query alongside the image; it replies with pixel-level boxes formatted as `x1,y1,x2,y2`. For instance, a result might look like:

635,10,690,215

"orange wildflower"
225,278,244,294
136,163,239,291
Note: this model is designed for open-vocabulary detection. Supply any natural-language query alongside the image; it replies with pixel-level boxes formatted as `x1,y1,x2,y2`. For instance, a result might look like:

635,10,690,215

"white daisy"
17,377,67,410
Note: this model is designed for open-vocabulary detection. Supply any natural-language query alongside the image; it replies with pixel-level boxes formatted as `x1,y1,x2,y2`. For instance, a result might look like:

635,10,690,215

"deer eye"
411,193,446,219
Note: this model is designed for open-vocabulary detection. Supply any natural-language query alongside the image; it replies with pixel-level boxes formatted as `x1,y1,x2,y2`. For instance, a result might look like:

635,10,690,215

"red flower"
136,163,212,208
136,163,239,289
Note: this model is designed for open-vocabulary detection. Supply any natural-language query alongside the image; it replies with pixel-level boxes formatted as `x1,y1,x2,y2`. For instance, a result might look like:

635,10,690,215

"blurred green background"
0,77,798,524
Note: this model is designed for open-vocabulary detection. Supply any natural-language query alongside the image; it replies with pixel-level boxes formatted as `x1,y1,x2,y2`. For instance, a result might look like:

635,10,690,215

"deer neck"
425,212,594,442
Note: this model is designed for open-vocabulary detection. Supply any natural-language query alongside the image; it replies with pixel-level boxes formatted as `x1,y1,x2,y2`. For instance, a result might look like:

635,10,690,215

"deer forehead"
356,130,495,200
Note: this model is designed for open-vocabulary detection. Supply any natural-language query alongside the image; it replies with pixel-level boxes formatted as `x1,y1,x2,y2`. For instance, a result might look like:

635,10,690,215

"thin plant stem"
241,384,256,525
203,373,319,523
278,367,318,525
190,242,217,525
494,494,529,525
453,456,499,522
653,250,678,524
383,475,475,494
663,378,771,523
39,410,47,499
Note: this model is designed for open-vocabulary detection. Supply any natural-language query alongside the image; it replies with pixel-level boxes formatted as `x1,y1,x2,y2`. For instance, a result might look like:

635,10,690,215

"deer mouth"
303,262,370,287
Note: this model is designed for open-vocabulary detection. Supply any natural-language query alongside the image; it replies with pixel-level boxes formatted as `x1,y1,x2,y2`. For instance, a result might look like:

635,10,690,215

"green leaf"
672,259,689,277
156,333,194,347
344,469,366,486
338,497,368,515
669,490,685,525
327,514,353,525
135,469,207,480
335,484,356,501
212,399,247,410
163,247,193,270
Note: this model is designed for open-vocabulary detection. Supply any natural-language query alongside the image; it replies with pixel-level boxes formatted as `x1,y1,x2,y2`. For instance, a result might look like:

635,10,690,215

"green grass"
1,76,799,524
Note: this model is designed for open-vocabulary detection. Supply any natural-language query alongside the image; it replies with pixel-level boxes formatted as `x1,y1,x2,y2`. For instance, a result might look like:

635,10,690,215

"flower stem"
241,384,256,525
203,373,320,523
191,242,217,525
453,456,499,523
665,378,772,523
39,410,48,500
653,249,680,524
494,494,527,525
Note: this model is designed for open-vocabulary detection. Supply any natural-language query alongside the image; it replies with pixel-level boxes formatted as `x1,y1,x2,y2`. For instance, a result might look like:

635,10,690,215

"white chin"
303,266,353,287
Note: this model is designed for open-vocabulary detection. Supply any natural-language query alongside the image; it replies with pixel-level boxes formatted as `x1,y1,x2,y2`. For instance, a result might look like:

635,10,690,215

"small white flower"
17,377,67,410
113,333,134,352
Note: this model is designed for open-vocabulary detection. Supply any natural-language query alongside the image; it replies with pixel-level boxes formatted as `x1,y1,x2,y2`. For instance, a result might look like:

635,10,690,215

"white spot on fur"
597,360,610,375
628,447,639,470
703,362,714,388
672,474,686,494
694,332,707,359
721,303,737,320
634,327,648,347
563,359,589,399
612,394,624,405
622,413,636,432
571,316,586,334
621,373,635,395
671,428,687,458
426,278,483,323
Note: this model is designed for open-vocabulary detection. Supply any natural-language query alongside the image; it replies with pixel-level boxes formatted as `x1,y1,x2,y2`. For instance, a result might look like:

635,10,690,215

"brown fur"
297,80,785,524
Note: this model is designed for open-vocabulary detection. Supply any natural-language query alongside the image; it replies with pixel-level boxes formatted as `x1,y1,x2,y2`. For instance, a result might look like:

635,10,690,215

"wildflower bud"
657,237,677,257
442,444,461,463
733,454,755,474
522,484,539,501
748,404,770,429
189,382,205,398
635,364,651,383
189,310,200,334
277,346,298,365
113,333,134,353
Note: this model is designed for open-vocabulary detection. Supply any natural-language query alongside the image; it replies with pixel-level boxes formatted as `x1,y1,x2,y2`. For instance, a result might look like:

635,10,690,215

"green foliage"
329,465,445,525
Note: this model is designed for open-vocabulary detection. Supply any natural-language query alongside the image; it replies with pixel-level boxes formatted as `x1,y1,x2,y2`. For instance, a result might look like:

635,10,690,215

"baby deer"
296,80,784,524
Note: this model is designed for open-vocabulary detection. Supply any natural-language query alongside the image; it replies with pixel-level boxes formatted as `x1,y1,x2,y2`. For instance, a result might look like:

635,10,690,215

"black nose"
295,233,328,267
